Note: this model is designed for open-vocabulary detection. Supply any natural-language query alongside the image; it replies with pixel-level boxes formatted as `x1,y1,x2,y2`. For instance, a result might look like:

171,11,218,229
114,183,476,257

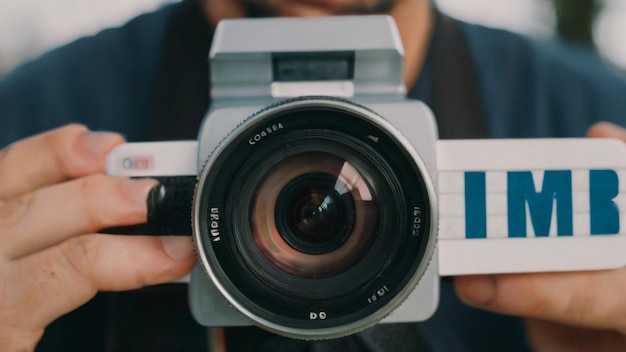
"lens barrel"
193,97,435,339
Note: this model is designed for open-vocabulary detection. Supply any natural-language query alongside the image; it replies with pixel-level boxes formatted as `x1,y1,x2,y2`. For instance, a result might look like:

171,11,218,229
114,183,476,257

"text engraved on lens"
367,285,390,304
309,311,327,320
412,206,422,236
248,123,285,145
210,208,221,242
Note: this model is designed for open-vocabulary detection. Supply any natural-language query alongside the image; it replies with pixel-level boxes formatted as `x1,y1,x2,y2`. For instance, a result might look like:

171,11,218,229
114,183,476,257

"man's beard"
242,0,397,17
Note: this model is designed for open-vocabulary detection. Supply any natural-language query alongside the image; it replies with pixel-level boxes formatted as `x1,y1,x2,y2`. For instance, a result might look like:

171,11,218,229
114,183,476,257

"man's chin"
245,2,338,17
276,3,337,16
244,0,396,18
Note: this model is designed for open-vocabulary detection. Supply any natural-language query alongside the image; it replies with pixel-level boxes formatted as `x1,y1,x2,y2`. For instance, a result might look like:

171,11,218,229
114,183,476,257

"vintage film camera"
108,16,626,340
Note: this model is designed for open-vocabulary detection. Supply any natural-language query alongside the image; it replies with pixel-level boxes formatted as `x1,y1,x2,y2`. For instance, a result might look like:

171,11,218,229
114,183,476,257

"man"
2,0,626,350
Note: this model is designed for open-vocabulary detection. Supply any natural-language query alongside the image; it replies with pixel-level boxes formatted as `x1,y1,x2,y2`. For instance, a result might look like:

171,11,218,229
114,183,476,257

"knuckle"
78,175,116,227
521,275,581,321
77,175,142,228
549,272,626,330
564,286,595,324
0,194,33,228
493,275,553,317
60,235,151,290
57,123,89,137
48,124,89,177
524,296,553,318
58,235,98,292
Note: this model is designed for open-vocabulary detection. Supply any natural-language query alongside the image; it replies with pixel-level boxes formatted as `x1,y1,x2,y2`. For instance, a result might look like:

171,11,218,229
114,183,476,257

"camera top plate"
209,16,405,101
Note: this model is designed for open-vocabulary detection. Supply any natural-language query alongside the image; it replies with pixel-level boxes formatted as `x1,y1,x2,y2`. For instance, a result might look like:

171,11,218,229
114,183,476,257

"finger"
5,234,195,329
586,121,626,141
1,175,157,259
0,124,125,199
454,270,626,333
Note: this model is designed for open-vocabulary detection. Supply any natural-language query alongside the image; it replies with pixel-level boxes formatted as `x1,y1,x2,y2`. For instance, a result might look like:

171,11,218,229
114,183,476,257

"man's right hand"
0,125,196,351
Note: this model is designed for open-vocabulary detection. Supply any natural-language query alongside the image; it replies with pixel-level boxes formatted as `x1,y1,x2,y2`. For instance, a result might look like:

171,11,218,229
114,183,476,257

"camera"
107,16,626,340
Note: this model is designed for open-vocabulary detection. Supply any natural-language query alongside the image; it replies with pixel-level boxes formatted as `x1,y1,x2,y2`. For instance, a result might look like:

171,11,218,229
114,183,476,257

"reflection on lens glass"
251,152,378,279
277,172,355,255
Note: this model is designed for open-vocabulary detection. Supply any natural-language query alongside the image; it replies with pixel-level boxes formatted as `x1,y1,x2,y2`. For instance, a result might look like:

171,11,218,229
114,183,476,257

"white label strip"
437,138,626,171
107,141,199,177
439,236,626,276
436,138,626,275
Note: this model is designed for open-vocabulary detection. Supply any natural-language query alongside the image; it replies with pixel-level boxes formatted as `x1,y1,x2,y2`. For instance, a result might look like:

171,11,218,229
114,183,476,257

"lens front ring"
192,97,438,340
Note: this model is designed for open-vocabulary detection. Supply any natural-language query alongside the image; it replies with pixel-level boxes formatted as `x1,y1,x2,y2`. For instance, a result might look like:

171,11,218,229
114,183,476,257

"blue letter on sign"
590,169,620,235
507,171,573,237
465,172,487,238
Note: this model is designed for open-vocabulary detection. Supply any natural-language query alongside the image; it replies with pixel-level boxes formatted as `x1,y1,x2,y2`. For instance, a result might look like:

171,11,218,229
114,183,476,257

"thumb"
586,122,626,141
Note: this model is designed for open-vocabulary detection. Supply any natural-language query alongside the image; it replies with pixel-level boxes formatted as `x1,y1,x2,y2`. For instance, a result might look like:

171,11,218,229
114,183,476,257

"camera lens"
193,97,436,339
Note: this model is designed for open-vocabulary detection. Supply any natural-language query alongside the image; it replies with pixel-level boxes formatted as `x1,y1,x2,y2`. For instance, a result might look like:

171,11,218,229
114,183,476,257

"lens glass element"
252,152,377,278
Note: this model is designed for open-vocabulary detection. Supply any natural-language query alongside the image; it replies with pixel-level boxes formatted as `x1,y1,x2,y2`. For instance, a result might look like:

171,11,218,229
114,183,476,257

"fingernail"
123,178,159,207
79,131,125,156
455,275,496,307
161,237,195,261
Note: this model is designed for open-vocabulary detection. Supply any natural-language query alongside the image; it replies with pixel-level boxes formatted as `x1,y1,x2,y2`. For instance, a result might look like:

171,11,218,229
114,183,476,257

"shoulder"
457,20,626,137
0,3,177,146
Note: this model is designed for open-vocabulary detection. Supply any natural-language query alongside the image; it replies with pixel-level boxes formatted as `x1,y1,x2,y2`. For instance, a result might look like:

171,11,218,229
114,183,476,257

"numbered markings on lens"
367,285,390,304
309,311,327,320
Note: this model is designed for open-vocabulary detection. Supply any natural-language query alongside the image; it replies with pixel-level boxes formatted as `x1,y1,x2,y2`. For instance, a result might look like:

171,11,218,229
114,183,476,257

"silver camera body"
190,16,439,339
109,15,440,340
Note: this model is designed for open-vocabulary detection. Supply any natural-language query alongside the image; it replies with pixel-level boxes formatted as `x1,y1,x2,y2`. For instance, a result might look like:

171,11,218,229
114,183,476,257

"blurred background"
0,0,624,76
